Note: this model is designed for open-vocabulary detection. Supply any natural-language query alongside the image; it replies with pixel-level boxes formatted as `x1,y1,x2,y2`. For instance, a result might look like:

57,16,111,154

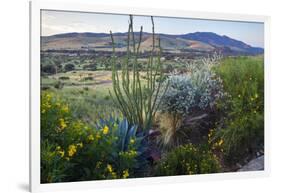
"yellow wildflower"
68,144,77,157
107,164,113,173
122,169,129,178
56,146,61,150
46,93,52,101
57,150,65,157
218,139,224,146
130,138,135,144
77,142,83,148
128,150,137,157
55,146,64,157
111,172,117,179
59,118,67,129
62,105,69,113
96,133,101,139
103,125,109,135
73,120,83,130
88,134,94,141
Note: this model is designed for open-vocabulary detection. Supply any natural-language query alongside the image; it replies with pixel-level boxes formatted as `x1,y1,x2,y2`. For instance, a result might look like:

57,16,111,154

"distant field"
42,70,110,84
41,70,153,124
41,70,151,89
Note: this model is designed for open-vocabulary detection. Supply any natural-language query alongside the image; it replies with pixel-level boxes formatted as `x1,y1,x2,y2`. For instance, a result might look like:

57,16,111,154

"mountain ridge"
41,31,263,55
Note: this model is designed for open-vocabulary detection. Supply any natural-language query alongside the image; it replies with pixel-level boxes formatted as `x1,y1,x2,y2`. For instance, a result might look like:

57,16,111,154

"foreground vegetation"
41,16,264,183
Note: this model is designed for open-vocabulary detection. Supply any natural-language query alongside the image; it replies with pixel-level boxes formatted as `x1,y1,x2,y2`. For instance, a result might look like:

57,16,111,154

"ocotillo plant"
109,15,168,131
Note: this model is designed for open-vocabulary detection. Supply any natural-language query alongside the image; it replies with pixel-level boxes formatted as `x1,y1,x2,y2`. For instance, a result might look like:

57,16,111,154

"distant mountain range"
41,32,263,55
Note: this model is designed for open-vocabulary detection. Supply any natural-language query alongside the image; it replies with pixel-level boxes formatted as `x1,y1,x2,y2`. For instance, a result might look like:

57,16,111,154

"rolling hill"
41,32,263,55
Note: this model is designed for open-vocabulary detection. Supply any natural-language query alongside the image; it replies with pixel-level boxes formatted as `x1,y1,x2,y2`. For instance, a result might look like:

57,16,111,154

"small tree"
64,63,75,72
83,63,97,71
42,64,56,75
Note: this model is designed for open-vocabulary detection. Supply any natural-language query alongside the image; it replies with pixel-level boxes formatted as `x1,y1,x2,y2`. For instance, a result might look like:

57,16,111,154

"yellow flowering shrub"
208,129,224,153
41,91,141,183
214,56,264,163
155,144,221,176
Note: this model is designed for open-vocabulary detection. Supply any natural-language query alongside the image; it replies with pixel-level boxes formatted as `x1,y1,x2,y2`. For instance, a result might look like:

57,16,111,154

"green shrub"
53,80,64,89
67,118,146,181
41,91,148,183
41,141,72,183
158,57,224,148
214,56,264,162
41,85,50,90
64,63,75,72
83,76,93,81
83,63,97,71
59,76,70,80
155,144,221,176
160,58,224,117
104,95,110,100
41,64,56,75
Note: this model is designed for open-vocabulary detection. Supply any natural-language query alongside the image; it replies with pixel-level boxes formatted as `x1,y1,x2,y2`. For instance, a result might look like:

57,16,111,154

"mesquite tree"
109,15,168,131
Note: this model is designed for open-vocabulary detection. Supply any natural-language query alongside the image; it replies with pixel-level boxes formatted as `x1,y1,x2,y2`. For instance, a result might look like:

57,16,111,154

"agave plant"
95,116,160,175
95,116,144,152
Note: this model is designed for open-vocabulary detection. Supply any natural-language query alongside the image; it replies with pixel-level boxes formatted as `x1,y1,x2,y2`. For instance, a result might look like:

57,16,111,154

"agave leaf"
128,125,137,139
118,118,129,151
109,115,115,125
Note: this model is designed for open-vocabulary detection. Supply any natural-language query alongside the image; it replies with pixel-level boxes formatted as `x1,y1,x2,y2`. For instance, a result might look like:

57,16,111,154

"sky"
41,10,264,48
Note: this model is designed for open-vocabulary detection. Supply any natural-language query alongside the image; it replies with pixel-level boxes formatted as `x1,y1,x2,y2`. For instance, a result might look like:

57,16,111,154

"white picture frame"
30,1,271,192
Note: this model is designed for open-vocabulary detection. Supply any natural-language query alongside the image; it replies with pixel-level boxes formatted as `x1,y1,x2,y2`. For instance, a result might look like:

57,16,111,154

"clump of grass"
156,112,184,148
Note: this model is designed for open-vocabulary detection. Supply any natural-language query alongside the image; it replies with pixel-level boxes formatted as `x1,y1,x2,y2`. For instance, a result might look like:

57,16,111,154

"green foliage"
155,144,221,176
158,56,224,148
81,76,94,81
59,76,70,80
68,117,146,181
41,91,147,183
53,80,64,89
41,64,56,75
83,63,97,71
160,57,224,116
109,15,168,131
41,141,72,183
57,88,120,124
64,63,75,72
214,56,264,162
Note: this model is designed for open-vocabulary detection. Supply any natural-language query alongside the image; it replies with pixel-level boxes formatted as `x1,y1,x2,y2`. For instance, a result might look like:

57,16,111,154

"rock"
238,156,264,171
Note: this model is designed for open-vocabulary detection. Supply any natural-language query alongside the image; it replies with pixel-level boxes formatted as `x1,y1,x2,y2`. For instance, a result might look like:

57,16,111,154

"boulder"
238,155,264,171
